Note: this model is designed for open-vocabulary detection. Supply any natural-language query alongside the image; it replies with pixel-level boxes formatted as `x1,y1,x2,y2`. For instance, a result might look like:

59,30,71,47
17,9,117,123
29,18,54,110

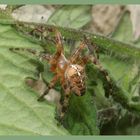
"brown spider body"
46,29,87,99
49,51,86,97
64,64,86,96
10,27,112,121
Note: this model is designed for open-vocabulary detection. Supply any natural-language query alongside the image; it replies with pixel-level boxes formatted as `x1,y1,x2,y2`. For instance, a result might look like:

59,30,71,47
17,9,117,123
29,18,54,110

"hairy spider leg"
37,75,59,101
29,26,46,40
54,29,64,54
70,41,86,64
9,48,51,61
59,85,71,121
69,39,95,66
29,26,57,44
47,29,65,71
83,35,99,59
81,37,113,97
91,55,112,97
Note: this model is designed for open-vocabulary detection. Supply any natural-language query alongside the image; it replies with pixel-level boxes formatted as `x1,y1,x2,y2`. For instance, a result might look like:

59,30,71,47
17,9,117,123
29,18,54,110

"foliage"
0,5,140,135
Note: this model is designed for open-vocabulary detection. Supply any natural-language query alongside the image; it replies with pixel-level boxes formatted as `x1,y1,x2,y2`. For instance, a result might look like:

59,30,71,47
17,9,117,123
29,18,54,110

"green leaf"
0,23,69,135
1,7,140,135
110,12,140,100
100,54,140,98
47,5,91,29
97,11,140,134
0,6,14,24
0,22,99,135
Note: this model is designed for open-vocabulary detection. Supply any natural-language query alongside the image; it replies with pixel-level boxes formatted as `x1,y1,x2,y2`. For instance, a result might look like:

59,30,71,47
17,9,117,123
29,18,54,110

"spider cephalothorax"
10,27,112,121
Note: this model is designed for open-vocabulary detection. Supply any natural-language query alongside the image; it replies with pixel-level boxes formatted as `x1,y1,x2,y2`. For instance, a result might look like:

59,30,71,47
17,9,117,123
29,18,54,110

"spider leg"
54,29,64,54
9,48,51,61
37,75,59,101
91,55,112,97
92,56,110,81
78,55,91,66
29,27,44,40
79,54,112,97
29,27,56,44
59,86,71,122
83,37,112,97
70,41,86,63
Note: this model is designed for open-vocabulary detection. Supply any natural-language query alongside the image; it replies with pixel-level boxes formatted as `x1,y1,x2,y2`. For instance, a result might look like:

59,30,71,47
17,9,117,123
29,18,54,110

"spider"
10,28,112,121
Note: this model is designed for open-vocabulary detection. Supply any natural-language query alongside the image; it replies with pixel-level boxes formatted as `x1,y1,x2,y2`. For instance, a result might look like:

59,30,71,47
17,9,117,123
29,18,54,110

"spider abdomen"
65,64,86,96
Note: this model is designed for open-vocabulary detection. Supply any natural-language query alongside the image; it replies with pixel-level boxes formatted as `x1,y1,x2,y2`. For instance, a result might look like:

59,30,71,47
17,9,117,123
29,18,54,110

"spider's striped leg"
37,75,59,101
70,42,86,63
54,29,64,54
59,86,71,122
77,55,91,66
29,27,57,44
92,56,112,97
9,48,51,61
83,37,112,97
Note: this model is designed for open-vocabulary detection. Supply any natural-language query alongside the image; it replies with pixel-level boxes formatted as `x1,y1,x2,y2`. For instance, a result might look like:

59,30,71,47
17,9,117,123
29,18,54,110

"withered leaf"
91,5,125,36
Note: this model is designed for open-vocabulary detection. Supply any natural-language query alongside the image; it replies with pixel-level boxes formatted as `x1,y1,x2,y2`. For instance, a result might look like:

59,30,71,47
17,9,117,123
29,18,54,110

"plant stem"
12,21,140,60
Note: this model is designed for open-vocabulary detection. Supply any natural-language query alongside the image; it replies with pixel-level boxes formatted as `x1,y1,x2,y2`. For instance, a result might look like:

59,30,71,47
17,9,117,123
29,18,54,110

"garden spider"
10,28,112,121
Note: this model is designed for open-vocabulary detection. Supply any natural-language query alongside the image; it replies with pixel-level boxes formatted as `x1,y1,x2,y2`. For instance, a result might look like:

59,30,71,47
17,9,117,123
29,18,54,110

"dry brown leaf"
91,5,125,36
127,5,140,41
